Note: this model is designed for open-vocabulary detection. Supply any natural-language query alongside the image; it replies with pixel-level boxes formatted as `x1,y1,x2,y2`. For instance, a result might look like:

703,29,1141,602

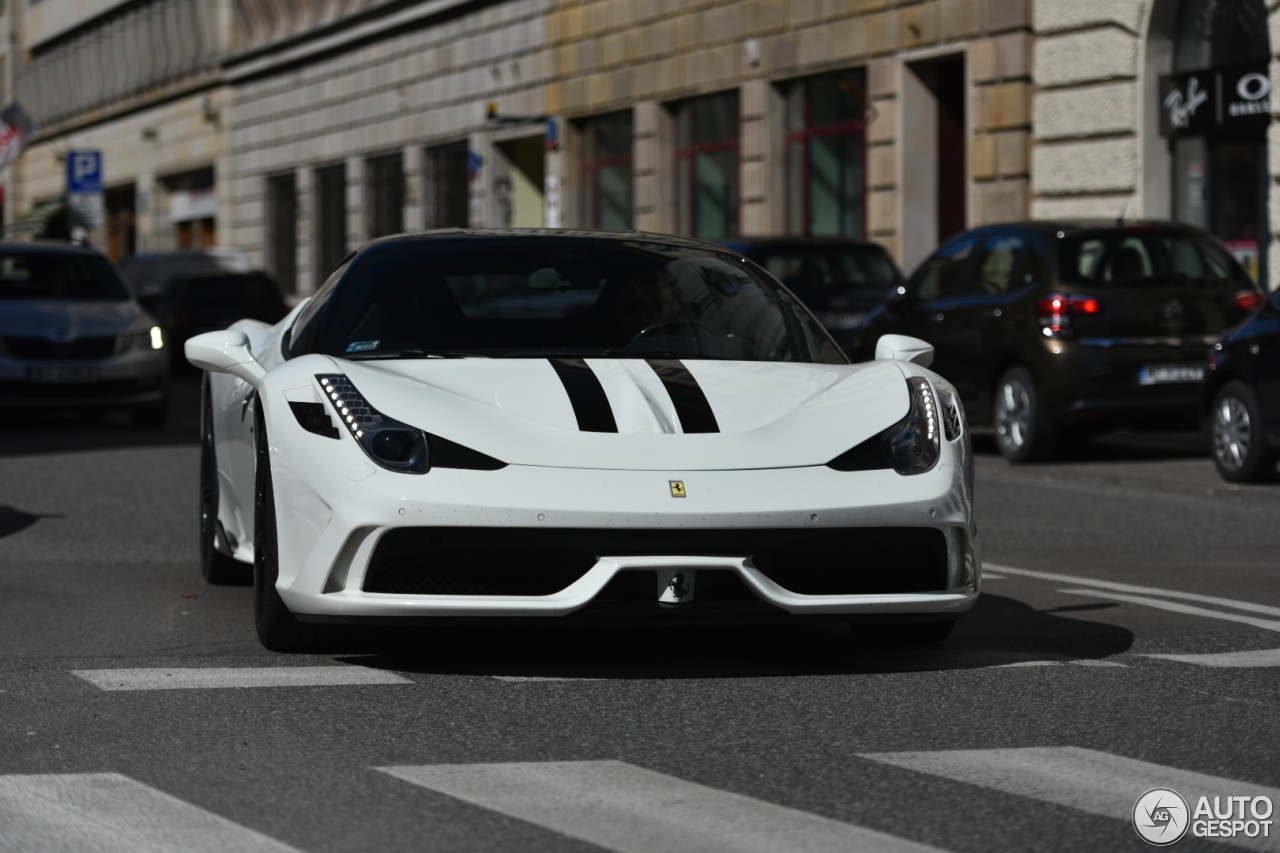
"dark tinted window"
755,245,900,290
967,234,1024,295
172,274,282,318
1061,230,1251,288
912,235,978,301
0,252,129,300
313,237,845,364
289,258,352,356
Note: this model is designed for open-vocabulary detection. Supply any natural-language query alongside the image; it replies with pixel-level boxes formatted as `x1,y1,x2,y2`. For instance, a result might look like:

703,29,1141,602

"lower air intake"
751,528,948,595
364,528,596,595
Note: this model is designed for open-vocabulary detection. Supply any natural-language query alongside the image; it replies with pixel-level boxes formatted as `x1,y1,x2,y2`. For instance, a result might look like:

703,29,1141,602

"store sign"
1160,64,1271,137
170,187,217,222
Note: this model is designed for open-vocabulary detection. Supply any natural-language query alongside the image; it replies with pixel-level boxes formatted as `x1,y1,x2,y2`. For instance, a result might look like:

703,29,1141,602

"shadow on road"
0,505,60,538
325,593,1134,679
972,430,1208,463
0,375,201,456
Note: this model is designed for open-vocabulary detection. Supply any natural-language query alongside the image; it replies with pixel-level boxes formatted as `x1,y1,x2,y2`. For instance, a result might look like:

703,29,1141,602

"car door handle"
983,308,1003,318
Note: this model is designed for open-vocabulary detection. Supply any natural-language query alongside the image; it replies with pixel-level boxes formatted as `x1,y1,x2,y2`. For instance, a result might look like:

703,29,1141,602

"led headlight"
117,326,165,354
882,377,942,475
316,373,429,474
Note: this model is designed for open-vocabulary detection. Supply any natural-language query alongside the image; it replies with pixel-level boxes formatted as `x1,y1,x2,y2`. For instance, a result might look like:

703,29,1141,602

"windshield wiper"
345,349,476,360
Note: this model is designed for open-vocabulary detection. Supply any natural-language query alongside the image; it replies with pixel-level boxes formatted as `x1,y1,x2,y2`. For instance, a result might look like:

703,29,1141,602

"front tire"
254,412,318,652
200,377,249,585
1211,380,1277,483
993,366,1055,463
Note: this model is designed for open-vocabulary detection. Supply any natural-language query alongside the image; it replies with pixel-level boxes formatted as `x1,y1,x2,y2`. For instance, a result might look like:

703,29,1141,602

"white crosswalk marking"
861,747,1280,852
0,773,301,853
988,563,1280,618
380,760,947,853
1145,648,1280,668
1058,589,1280,633
73,666,411,691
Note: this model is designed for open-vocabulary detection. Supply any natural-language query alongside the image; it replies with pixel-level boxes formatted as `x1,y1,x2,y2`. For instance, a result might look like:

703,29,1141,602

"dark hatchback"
144,271,288,367
718,238,902,351
1203,288,1280,482
853,221,1265,461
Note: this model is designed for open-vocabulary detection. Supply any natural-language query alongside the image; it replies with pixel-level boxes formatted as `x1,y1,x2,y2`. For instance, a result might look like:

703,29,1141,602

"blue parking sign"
67,151,103,194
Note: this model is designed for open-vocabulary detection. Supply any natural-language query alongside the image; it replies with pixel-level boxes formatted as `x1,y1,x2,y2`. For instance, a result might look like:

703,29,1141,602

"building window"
582,111,633,230
314,163,347,285
366,153,404,239
673,91,739,239
785,68,868,238
425,141,470,228
266,173,297,295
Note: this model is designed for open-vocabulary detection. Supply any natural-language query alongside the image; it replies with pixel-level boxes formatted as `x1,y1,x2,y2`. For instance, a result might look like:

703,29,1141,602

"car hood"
0,300,146,338
326,357,909,471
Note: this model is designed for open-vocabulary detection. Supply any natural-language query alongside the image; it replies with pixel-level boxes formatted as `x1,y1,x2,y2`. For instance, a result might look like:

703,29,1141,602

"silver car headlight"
316,373,429,474
881,377,941,475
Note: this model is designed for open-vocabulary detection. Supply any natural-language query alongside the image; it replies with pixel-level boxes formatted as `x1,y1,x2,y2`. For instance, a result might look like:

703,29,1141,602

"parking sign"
67,150,104,228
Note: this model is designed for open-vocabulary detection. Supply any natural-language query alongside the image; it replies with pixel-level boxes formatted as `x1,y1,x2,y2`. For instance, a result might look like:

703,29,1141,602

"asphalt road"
2,377,1279,852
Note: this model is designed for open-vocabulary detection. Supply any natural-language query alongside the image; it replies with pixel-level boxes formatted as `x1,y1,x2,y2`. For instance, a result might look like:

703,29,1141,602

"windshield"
0,252,130,301
1060,230,1254,289
314,237,845,363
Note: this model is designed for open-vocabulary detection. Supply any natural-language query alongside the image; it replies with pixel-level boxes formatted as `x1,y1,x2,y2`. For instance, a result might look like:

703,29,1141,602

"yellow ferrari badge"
669,480,687,498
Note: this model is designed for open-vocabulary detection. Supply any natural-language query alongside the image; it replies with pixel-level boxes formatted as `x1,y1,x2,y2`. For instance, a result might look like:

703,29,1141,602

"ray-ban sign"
1160,64,1271,137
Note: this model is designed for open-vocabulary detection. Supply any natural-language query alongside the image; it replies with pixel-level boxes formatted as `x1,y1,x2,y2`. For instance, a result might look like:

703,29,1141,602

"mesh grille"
943,401,962,441
4,336,117,360
752,528,948,595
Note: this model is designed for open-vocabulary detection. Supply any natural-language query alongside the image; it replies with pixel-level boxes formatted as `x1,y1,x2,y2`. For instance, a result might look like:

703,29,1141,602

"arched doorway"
1147,0,1271,281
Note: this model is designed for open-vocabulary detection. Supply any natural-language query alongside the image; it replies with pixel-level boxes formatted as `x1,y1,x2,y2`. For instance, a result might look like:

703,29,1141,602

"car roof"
0,240,107,257
716,237,884,249
974,220,1202,237
359,228,745,255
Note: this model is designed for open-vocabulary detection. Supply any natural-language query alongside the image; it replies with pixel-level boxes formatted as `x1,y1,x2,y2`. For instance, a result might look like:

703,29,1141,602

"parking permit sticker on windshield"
346,340,380,353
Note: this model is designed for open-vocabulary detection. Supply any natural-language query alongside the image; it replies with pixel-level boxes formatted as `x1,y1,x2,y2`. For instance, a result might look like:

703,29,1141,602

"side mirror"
875,334,934,368
185,329,266,387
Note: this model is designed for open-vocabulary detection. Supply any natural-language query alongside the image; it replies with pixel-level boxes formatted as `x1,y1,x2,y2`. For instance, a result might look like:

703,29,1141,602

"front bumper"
0,350,168,407
271,454,979,622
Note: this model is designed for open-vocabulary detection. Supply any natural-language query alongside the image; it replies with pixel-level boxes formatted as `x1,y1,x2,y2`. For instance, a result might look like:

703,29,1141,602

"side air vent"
289,401,340,438
939,390,963,441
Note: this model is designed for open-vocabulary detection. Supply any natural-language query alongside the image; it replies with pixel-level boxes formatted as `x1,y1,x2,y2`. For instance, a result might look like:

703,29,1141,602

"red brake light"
1233,290,1264,312
1036,295,1102,337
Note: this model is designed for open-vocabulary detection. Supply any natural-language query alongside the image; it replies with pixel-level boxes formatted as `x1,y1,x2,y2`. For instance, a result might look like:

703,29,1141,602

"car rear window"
756,246,900,290
1060,230,1251,288
0,252,129,300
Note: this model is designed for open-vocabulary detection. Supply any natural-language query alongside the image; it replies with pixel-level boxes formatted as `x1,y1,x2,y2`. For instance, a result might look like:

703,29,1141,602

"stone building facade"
4,0,1279,291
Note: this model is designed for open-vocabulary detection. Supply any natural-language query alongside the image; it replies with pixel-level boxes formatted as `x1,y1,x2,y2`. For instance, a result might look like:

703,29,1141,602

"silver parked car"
0,242,169,425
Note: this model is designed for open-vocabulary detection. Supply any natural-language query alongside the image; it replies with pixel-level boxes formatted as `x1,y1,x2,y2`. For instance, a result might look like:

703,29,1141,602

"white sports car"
187,230,979,651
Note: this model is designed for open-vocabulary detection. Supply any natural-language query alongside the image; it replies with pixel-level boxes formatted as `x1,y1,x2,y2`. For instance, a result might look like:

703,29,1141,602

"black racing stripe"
549,358,618,433
646,359,720,434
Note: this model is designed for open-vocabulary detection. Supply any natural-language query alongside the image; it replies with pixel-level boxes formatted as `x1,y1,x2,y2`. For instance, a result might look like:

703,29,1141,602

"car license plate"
28,367,100,383
1137,363,1204,385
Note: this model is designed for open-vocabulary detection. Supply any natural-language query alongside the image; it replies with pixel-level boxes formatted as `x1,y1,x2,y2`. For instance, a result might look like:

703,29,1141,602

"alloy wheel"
1213,394,1251,473
995,378,1031,452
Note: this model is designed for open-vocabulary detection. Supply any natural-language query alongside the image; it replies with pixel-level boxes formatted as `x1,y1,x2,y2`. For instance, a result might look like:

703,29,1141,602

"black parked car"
853,221,1265,461
1203,288,1280,482
143,271,289,367
717,238,902,351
